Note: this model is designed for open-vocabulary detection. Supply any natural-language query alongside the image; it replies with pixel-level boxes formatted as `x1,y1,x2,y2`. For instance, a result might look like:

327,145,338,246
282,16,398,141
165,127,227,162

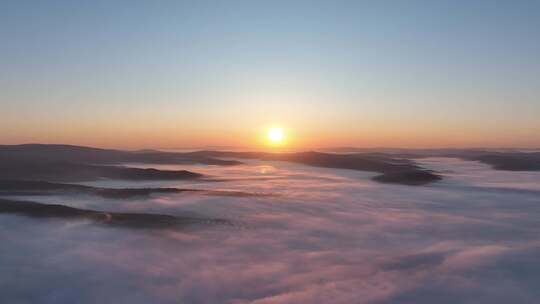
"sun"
267,127,284,144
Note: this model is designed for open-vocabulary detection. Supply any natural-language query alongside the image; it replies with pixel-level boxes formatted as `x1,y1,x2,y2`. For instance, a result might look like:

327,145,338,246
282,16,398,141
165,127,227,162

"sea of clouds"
1,158,540,303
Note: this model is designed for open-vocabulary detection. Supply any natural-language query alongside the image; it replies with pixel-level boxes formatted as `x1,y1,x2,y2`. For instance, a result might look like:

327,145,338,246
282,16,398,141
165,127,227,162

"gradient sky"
1,0,539,149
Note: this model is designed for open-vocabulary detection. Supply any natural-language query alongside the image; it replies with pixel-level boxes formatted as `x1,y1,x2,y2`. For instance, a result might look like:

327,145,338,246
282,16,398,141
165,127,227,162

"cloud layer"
1,158,540,303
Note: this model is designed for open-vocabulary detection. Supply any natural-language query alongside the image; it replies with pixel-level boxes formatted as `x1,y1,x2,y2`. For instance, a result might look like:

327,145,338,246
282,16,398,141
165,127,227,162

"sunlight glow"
267,127,284,144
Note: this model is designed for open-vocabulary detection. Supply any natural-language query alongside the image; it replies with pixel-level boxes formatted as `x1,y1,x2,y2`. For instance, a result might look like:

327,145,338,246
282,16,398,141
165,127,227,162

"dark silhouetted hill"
0,198,232,230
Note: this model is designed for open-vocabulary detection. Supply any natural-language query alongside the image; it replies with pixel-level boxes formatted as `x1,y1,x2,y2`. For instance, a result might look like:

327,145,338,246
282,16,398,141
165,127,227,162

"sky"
1,0,539,150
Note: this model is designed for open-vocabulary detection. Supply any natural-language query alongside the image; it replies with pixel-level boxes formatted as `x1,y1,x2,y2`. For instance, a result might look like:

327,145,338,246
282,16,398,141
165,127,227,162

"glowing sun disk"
267,127,284,143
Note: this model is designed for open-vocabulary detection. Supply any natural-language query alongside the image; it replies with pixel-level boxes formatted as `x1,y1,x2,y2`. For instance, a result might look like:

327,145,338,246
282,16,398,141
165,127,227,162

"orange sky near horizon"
2,117,539,151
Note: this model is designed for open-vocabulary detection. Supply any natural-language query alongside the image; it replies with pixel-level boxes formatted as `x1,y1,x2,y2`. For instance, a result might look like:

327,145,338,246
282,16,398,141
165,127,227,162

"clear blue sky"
1,0,539,149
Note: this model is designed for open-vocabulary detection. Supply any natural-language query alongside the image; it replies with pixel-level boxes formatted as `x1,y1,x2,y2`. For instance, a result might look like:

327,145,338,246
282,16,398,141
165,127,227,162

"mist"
2,158,540,303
